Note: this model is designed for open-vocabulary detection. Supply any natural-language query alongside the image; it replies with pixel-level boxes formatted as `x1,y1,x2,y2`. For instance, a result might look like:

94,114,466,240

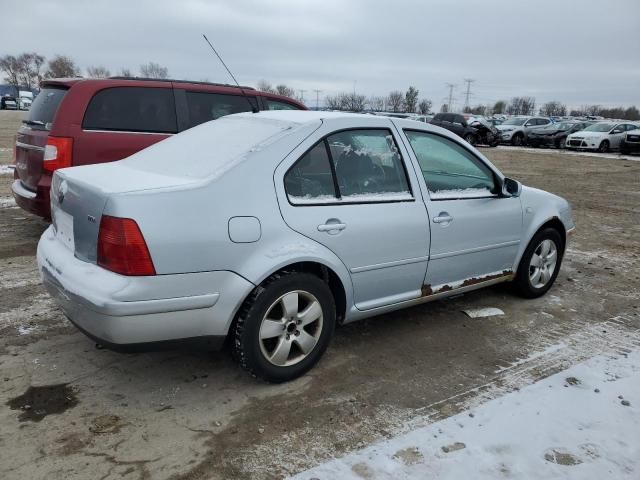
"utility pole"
446,83,455,112
313,89,322,110
463,78,474,111
298,89,307,103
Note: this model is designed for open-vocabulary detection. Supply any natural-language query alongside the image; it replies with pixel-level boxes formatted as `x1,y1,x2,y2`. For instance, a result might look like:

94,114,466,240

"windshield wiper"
22,119,45,127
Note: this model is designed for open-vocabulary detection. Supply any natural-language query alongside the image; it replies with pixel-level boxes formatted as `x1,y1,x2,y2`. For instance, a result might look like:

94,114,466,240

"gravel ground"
0,110,639,479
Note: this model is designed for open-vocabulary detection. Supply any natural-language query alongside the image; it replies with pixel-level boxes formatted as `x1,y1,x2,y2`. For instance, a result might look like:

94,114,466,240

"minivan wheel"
511,134,524,146
232,272,336,383
598,140,609,153
513,228,564,298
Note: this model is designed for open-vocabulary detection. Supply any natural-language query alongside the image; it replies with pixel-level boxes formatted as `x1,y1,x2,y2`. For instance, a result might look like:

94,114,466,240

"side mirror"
611,129,623,134
502,177,522,197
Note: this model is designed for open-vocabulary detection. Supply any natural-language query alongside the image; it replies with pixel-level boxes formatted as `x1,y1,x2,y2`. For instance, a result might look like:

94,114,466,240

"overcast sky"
2,0,639,109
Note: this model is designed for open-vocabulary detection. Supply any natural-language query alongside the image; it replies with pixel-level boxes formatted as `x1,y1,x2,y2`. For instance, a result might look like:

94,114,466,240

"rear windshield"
27,87,68,130
122,115,294,179
83,87,177,133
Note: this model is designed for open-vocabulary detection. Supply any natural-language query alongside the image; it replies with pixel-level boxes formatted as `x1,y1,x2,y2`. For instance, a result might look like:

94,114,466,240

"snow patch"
0,196,17,208
490,145,640,162
429,188,493,199
289,191,412,204
0,164,14,175
292,351,640,480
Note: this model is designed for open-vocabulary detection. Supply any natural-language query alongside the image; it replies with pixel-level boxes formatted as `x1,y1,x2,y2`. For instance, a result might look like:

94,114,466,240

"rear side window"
284,142,336,203
27,87,68,130
185,92,257,127
265,99,299,110
83,87,177,133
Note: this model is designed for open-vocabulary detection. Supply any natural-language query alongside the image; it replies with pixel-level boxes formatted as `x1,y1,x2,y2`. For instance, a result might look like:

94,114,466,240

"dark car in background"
620,128,640,155
527,121,592,149
11,77,306,219
430,112,498,146
1,95,18,110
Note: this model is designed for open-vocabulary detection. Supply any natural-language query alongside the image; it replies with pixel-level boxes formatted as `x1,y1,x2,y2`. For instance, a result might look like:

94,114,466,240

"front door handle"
432,213,453,224
318,219,346,233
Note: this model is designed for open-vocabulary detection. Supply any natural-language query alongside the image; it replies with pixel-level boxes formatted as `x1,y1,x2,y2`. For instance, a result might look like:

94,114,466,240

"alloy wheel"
259,290,323,367
528,239,558,288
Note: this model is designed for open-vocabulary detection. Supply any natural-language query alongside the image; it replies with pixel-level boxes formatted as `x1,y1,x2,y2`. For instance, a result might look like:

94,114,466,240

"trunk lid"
15,87,68,190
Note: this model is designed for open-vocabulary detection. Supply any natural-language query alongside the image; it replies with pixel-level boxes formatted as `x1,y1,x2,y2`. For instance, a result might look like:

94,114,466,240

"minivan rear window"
185,91,257,128
83,87,177,133
27,87,68,130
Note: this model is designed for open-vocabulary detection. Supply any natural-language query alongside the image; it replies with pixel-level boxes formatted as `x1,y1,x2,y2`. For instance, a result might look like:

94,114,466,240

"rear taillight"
97,216,156,276
43,136,73,172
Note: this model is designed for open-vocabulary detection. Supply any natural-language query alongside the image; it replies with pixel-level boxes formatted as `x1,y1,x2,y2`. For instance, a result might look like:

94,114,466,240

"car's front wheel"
514,228,564,298
598,140,610,153
464,133,477,146
232,272,336,382
511,133,524,146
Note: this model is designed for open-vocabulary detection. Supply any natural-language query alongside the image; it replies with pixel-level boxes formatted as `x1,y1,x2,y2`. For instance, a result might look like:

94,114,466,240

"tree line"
0,51,170,94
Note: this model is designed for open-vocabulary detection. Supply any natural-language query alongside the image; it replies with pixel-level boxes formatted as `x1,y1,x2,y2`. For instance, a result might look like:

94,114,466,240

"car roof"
233,110,369,125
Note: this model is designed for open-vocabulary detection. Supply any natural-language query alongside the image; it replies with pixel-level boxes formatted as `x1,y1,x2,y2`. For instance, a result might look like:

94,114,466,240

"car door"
402,129,523,291
450,115,467,137
608,123,627,149
276,118,430,310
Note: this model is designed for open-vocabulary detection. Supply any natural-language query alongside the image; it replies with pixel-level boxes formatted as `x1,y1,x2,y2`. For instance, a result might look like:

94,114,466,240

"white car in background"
566,121,639,152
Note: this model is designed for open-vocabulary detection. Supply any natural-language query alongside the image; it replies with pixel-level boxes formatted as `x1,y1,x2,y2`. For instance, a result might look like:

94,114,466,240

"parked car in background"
527,121,592,149
18,96,32,110
11,77,306,219
466,116,500,147
1,95,18,110
566,122,639,152
430,113,485,145
619,128,640,155
37,110,574,382
496,116,553,146
487,118,504,127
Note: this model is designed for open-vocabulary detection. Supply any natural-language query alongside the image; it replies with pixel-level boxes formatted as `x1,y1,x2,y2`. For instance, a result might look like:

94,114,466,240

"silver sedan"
37,111,575,382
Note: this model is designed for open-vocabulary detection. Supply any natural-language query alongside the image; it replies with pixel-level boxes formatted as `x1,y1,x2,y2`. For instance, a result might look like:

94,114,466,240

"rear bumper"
11,178,51,219
621,140,640,154
37,226,255,349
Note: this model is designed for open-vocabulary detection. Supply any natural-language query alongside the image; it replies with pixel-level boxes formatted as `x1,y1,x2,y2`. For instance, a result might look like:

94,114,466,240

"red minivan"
12,77,306,219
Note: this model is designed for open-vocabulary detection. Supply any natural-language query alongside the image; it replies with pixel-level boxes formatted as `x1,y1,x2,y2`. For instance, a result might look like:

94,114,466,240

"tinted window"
186,92,257,127
327,129,411,200
452,115,465,125
285,142,336,204
404,130,496,199
27,87,68,130
83,87,177,133
538,118,551,125
266,99,299,110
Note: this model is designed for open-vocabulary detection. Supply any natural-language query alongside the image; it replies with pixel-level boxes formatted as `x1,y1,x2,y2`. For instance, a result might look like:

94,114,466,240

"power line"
313,89,322,110
446,83,456,112
298,89,307,103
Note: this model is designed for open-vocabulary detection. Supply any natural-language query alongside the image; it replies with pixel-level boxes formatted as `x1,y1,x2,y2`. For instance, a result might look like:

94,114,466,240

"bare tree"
18,53,45,89
257,80,276,94
624,106,640,121
342,92,367,112
440,103,449,113
387,90,404,112
140,62,169,79
86,65,111,78
507,96,536,116
45,55,80,79
469,105,487,115
492,100,506,114
418,99,432,115
540,101,567,117
275,84,295,98
368,96,385,111
118,68,133,77
404,86,419,113
581,104,601,116
0,55,21,95
325,94,343,110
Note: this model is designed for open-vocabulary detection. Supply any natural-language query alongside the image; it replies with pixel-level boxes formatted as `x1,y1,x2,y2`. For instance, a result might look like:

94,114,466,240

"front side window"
186,92,257,127
83,87,177,133
284,129,412,205
404,130,496,199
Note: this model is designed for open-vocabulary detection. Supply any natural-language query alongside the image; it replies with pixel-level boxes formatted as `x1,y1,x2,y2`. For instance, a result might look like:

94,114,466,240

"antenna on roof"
202,34,258,113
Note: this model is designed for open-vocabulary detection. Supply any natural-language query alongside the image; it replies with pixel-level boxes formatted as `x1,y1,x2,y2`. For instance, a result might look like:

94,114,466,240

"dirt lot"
0,109,639,479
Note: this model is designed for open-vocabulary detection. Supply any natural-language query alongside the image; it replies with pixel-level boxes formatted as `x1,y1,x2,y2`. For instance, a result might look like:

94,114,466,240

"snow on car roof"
233,110,371,125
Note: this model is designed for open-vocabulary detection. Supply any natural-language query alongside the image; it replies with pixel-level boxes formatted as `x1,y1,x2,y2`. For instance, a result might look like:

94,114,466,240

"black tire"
511,133,524,146
513,228,564,299
557,137,567,149
598,140,609,153
464,133,477,146
232,272,336,383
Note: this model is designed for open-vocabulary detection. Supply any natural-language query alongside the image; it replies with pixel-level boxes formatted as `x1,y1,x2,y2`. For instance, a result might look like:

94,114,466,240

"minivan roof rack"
108,76,256,90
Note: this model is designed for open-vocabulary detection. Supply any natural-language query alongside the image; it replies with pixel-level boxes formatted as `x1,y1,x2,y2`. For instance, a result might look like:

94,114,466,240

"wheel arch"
515,216,567,275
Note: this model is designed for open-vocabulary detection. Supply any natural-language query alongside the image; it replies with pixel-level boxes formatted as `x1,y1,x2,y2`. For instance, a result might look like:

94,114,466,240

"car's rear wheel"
511,133,524,146
464,133,476,146
514,228,564,298
598,140,610,153
232,272,336,383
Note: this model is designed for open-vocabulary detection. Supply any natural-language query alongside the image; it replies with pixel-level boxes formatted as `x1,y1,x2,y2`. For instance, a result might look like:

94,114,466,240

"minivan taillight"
97,216,156,276
43,136,73,172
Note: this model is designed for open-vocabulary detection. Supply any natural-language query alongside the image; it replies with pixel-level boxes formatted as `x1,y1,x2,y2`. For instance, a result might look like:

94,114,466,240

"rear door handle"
317,220,346,233
432,214,453,224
